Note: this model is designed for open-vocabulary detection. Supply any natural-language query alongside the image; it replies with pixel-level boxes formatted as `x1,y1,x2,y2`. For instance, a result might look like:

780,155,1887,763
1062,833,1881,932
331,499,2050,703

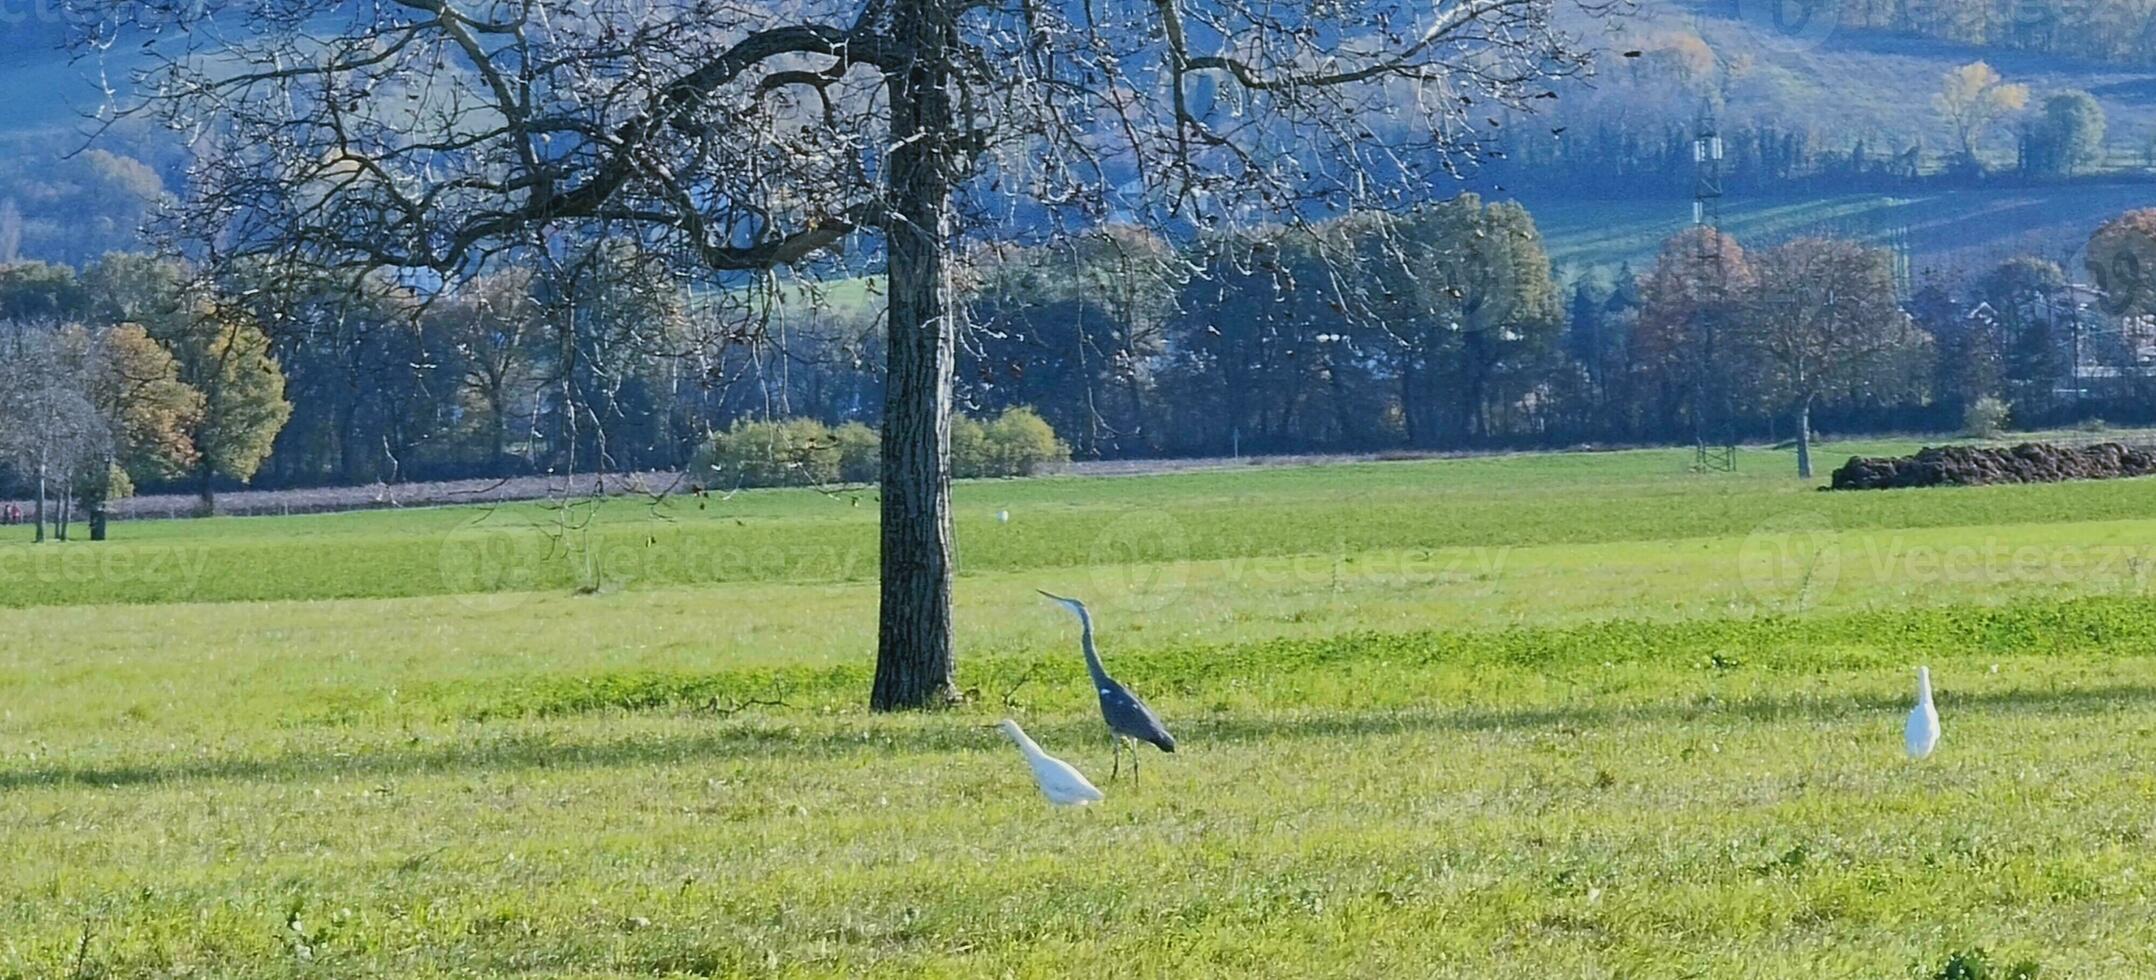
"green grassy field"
9,442,2156,976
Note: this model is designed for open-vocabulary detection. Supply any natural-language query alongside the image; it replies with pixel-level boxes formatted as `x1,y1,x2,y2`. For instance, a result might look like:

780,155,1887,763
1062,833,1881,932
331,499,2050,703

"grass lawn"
7,441,2156,976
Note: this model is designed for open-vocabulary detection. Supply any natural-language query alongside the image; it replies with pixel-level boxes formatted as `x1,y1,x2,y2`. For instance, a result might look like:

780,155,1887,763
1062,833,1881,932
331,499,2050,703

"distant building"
1960,284,2156,402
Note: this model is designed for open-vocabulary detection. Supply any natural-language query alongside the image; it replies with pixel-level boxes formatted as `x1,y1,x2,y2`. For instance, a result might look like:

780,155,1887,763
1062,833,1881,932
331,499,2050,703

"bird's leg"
1109,734,1122,781
1128,738,1140,784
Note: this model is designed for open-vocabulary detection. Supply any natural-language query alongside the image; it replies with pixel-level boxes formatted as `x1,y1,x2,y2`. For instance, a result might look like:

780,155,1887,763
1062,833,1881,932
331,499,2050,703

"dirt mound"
1829,442,2156,490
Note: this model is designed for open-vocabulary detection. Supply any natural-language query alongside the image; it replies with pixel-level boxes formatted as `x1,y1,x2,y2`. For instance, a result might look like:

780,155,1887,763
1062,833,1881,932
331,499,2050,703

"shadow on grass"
6,681,2155,793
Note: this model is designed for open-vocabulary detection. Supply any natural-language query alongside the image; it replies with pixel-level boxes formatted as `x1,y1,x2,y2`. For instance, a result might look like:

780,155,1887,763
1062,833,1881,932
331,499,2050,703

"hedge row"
693,408,1068,489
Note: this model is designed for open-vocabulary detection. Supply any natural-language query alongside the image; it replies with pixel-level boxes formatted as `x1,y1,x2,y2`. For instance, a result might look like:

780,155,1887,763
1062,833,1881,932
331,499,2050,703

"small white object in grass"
998,719,1104,807
1905,665,1941,760
996,509,1010,523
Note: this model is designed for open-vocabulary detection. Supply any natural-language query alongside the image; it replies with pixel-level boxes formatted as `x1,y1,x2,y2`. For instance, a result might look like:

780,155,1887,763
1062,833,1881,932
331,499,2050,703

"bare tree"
434,270,544,467
76,0,1600,708
1746,238,1928,479
0,326,109,542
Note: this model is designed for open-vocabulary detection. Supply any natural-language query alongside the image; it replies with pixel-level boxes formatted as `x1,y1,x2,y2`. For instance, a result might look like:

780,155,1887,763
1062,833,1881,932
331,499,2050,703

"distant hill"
1646,2,2156,166
0,2,2151,277
0,23,105,143
1484,0,2156,276
1518,183,2156,281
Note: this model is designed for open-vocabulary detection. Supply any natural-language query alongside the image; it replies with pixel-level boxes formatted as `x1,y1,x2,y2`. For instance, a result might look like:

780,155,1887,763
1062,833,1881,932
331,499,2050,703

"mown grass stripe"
413,594,2156,722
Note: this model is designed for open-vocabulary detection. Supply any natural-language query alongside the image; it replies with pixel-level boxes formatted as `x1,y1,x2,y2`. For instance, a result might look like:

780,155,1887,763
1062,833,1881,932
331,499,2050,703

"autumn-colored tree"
65,322,205,538
109,300,292,511
182,313,293,509
1935,62,2029,169
93,323,204,481
1635,227,1755,442
1744,238,1927,478
80,254,294,509
1630,30,1718,97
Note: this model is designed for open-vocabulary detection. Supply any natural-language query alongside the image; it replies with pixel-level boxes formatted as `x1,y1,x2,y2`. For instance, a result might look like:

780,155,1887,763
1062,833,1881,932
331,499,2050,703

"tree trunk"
338,401,361,484
870,0,961,712
197,459,217,515
1328,355,1359,448
489,388,510,469
1123,373,1149,455
1795,396,1815,479
32,460,46,544
1399,357,1423,448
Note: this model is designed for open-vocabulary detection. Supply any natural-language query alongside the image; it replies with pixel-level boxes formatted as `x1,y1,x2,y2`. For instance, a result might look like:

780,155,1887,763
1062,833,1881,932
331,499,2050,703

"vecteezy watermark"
1738,511,2156,610
1209,547,1511,594
1728,0,1844,53
1849,537,2156,592
1079,507,1514,612
436,512,877,610
1087,509,1194,612
1738,512,1843,611
437,514,555,611
0,538,215,596
2074,226,2150,319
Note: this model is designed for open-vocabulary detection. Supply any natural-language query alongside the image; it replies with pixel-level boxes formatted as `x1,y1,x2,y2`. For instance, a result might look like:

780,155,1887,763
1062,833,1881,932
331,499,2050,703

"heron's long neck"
1917,670,1933,705
1076,613,1110,685
1005,727,1046,760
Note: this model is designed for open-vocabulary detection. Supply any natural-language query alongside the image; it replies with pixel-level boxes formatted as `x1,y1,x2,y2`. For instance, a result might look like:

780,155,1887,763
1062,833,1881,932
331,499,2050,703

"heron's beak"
1036,589,1070,603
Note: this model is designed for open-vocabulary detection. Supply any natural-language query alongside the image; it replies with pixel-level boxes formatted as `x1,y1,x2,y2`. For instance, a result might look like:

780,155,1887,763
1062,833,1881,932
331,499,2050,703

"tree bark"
1796,396,1815,479
197,458,217,515
870,0,961,712
1123,372,1149,455
1328,354,1360,447
1399,357,1423,448
488,388,509,467
32,459,46,544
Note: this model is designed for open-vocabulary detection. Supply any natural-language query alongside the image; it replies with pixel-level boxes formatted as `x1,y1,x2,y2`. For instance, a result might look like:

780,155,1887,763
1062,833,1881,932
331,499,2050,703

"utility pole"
1691,105,1736,473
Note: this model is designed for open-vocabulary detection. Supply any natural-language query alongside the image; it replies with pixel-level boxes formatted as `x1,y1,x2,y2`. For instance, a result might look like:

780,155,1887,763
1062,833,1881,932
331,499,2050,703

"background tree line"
1837,0,2156,68
6,204,2156,521
1487,55,2131,194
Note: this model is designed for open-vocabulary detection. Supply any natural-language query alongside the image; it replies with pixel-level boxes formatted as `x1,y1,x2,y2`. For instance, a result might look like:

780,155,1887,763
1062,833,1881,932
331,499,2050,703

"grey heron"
1906,666,1940,759
997,719,1105,807
1038,590,1177,780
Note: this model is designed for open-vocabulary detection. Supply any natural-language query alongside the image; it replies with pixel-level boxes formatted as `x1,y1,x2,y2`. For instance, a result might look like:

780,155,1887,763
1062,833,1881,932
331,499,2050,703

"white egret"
997,509,1011,523
998,719,1104,807
1905,666,1940,759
